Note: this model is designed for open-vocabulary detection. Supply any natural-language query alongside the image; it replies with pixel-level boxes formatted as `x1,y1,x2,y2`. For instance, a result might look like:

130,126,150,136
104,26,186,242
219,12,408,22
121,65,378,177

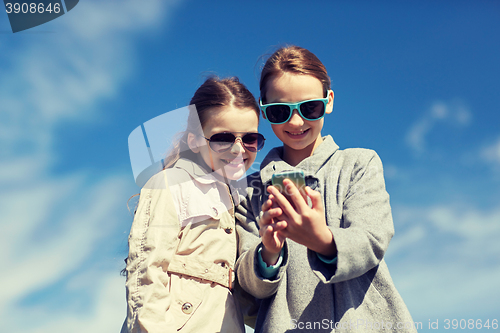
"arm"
321,151,394,283
265,183,336,257
267,151,393,283
124,172,179,333
258,192,288,265
234,174,288,299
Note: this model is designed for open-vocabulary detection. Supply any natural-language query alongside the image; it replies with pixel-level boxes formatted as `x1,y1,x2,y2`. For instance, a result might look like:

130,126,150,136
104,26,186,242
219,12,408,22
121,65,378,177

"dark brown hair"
162,76,259,169
260,45,331,103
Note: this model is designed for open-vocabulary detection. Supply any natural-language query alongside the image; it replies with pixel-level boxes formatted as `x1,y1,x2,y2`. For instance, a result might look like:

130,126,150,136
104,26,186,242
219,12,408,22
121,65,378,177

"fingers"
260,226,277,252
261,194,278,212
260,207,283,225
260,195,283,227
267,185,294,215
260,221,287,254
260,221,287,237
278,180,309,213
271,220,288,231
262,197,273,212
305,186,323,210
259,192,288,244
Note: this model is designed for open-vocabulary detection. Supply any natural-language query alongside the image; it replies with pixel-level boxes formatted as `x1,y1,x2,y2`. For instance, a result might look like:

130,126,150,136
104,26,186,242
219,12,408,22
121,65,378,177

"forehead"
265,73,323,103
203,106,259,134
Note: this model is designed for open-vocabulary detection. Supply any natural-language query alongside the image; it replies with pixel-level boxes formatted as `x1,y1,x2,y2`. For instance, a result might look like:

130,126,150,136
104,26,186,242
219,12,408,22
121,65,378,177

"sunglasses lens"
266,105,291,124
208,133,265,153
300,101,325,120
208,133,235,152
242,133,265,152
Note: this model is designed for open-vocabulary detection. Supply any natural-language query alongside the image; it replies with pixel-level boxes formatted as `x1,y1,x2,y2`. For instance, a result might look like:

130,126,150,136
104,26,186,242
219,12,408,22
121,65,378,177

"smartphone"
271,170,306,196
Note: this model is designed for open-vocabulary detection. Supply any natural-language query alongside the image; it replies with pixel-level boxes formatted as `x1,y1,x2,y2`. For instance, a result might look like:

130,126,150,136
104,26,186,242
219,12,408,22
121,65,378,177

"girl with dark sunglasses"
235,46,417,332
122,76,264,333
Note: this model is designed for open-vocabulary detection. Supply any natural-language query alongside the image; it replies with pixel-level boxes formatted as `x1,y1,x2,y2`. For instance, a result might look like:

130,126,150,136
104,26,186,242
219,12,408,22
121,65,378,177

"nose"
230,137,245,154
287,109,304,127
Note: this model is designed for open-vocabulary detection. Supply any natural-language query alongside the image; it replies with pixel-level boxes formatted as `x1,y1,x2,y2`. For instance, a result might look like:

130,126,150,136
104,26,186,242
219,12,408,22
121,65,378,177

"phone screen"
271,170,306,195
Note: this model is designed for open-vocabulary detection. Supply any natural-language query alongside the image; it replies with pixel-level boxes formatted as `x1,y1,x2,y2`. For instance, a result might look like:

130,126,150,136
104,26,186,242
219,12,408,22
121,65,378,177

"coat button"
225,228,233,234
182,302,193,314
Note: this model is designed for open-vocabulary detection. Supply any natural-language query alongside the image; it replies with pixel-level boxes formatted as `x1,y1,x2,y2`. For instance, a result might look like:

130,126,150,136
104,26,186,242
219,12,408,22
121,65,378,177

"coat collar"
174,157,216,185
173,157,241,206
259,135,339,186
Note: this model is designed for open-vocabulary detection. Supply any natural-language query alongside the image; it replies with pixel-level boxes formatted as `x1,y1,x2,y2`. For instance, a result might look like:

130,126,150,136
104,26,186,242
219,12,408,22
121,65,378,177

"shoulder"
142,168,193,190
334,147,383,167
235,170,266,211
342,148,381,164
323,148,385,181
237,170,265,200
261,146,284,166
246,170,263,186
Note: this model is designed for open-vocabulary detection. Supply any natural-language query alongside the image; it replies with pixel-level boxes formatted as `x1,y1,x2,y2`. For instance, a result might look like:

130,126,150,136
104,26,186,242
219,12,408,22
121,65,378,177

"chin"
281,139,308,151
283,134,321,152
215,165,246,181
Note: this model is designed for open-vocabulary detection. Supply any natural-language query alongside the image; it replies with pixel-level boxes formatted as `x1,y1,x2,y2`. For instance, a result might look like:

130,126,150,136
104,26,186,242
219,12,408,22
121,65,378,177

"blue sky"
1,1,499,332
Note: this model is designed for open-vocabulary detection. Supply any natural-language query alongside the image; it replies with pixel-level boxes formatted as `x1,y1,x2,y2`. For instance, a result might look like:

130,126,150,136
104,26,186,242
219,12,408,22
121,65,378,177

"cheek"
303,118,322,131
271,124,285,136
312,119,324,131
245,152,257,166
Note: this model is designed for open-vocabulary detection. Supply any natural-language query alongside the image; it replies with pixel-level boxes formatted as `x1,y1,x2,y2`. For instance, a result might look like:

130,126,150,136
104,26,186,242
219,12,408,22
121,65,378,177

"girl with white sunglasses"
122,76,264,333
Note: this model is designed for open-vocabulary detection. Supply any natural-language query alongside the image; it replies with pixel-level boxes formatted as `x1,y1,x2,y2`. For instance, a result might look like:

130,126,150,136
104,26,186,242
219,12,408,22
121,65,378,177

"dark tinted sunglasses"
202,132,265,153
260,92,332,125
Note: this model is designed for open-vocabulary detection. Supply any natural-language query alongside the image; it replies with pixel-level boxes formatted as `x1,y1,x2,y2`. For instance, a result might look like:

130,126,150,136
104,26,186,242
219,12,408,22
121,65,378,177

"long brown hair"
259,45,331,103
122,76,259,277
162,76,259,169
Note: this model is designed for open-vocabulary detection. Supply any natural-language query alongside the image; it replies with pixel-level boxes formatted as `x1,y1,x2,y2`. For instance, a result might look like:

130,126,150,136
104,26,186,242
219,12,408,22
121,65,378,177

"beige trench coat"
122,158,245,333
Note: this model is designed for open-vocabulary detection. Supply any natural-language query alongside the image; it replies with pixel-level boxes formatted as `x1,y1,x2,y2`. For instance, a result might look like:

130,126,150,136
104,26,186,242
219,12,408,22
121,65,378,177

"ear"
325,90,334,115
187,132,200,153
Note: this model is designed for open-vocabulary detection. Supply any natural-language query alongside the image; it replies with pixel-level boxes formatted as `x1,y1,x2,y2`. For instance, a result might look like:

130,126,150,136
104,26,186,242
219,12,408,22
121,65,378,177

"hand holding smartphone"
271,170,306,197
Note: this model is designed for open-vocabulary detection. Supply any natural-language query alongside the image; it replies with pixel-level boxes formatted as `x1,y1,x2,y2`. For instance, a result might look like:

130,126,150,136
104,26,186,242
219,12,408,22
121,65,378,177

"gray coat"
235,136,417,332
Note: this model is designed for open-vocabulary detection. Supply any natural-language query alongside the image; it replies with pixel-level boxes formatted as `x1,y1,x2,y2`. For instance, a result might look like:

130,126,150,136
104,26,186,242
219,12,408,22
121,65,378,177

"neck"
195,154,232,185
282,135,324,167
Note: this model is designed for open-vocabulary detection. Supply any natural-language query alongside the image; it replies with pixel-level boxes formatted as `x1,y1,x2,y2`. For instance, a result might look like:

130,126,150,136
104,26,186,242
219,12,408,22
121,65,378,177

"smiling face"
264,72,334,166
188,106,259,180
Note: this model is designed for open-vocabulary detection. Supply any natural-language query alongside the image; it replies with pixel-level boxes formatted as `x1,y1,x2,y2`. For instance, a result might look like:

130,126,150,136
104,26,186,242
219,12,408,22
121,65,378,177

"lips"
221,158,246,167
285,128,310,138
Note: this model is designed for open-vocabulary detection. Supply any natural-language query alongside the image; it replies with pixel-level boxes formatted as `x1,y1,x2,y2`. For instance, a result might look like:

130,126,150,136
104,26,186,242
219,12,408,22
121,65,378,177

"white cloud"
389,203,500,261
0,1,182,332
0,172,132,327
393,260,500,320
383,163,400,180
3,272,127,333
405,117,432,154
0,0,180,157
387,203,500,320
481,136,500,168
385,224,425,256
428,205,500,239
406,100,472,154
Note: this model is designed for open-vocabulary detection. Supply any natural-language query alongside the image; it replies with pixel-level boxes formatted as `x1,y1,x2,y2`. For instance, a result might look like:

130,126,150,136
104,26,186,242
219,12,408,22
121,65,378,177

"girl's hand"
267,179,337,257
258,192,287,265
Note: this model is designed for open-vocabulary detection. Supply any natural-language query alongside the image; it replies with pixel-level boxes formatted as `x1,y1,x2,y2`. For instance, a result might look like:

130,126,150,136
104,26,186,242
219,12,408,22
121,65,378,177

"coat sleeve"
235,174,288,299
309,150,395,283
123,171,180,333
